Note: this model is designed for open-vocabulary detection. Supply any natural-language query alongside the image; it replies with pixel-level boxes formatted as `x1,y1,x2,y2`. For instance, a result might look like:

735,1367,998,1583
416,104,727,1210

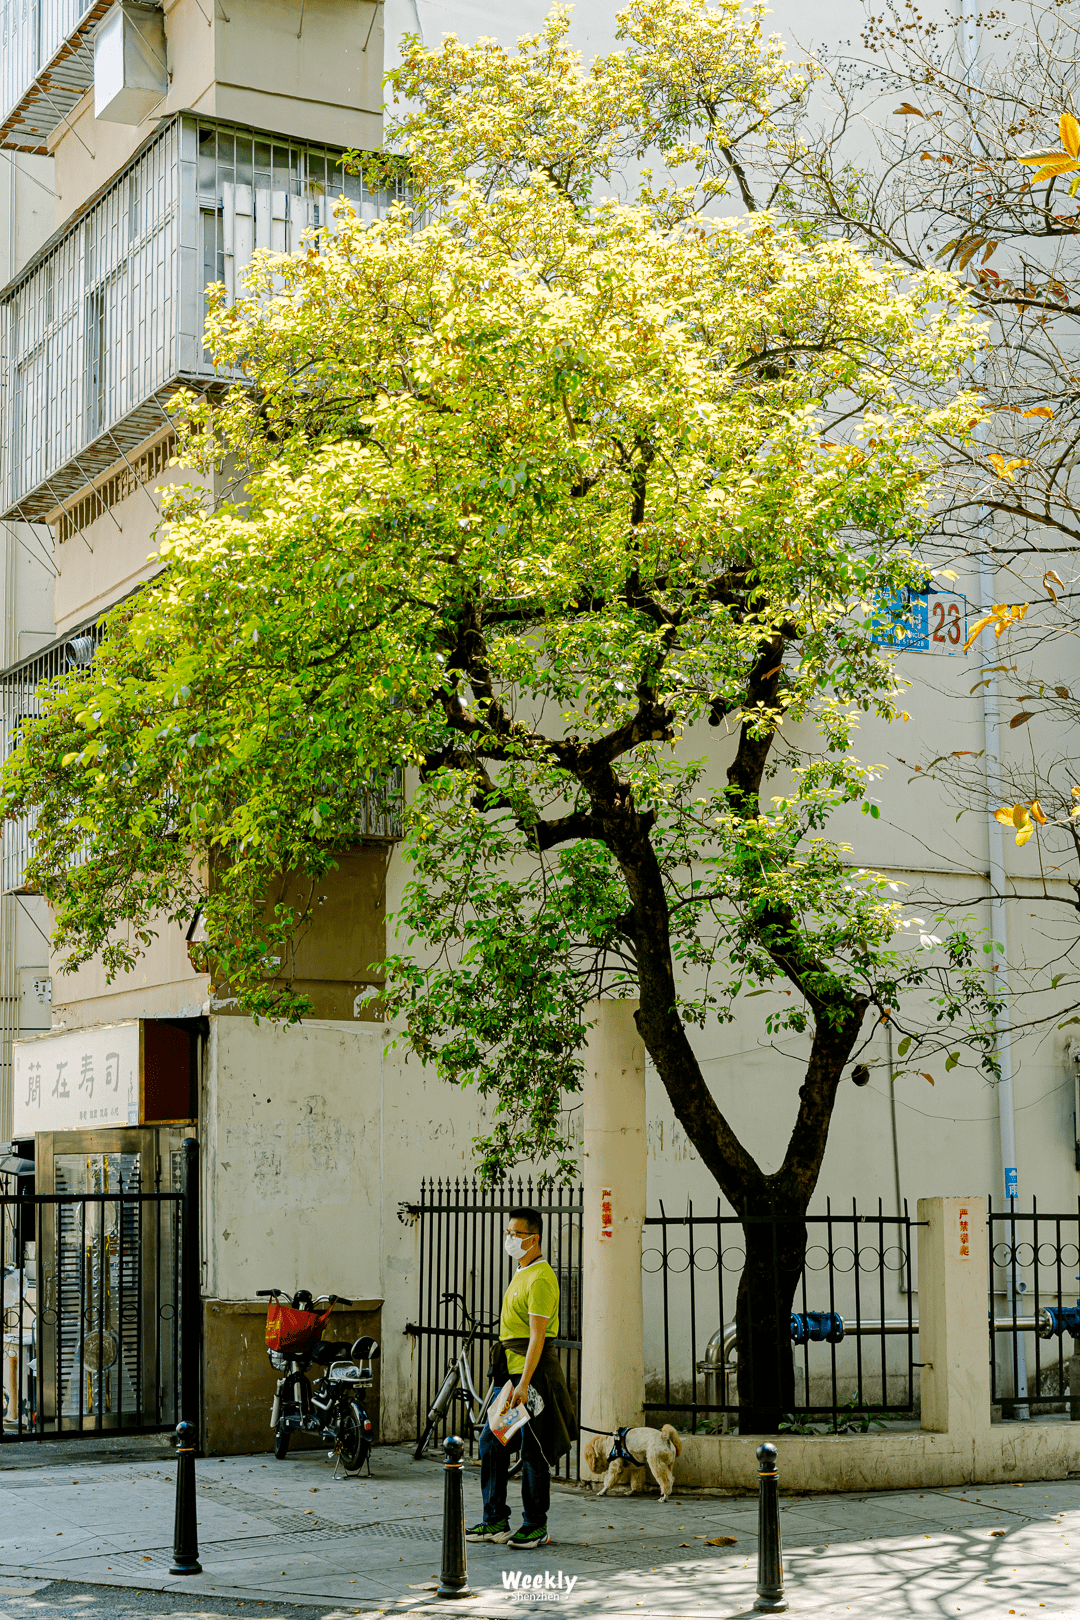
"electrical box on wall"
94,3,167,125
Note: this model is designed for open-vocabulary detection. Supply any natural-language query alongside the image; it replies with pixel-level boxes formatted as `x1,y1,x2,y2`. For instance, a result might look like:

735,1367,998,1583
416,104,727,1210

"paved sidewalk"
0,1440,1078,1618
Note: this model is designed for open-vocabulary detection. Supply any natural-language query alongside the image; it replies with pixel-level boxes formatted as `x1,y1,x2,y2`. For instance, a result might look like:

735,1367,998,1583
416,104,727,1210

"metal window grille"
0,115,405,520
0,892,14,1140
643,1197,921,1434
407,1177,583,1478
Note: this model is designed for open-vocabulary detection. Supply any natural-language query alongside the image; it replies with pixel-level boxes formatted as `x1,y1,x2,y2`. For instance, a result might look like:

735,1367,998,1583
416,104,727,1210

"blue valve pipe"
790,1311,844,1346
1037,1304,1080,1340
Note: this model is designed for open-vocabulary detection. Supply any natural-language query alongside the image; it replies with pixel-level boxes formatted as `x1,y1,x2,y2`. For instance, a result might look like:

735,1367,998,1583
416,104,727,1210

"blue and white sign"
1004,1166,1019,1200
874,589,968,654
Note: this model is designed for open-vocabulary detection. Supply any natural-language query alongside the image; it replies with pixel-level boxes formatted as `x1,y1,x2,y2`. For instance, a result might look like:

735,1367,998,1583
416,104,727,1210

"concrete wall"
0,150,55,280
198,1012,496,1449
50,914,209,1028
50,431,200,634
203,1298,381,1454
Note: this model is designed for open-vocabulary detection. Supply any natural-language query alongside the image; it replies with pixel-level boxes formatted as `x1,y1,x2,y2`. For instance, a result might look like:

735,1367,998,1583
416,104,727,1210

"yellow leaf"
962,613,997,652
1018,149,1067,165
894,102,925,115
988,454,1032,481
1011,806,1031,830
1061,111,1080,159
1045,569,1065,589
1015,823,1034,846
1072,787,1080,800
993,806,1018,825
1023,406,1054,418
1031,159,1080,184
1030,799,1047,825
919,1072,935,1086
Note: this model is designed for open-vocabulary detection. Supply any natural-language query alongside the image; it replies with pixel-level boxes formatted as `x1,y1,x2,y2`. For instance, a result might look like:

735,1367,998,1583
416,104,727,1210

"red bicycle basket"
265,1301,335,1353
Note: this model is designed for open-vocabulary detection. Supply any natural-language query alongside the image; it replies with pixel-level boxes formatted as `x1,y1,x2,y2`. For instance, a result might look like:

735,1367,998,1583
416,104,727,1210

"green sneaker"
465,1519,511,1543
505,1524,551,1549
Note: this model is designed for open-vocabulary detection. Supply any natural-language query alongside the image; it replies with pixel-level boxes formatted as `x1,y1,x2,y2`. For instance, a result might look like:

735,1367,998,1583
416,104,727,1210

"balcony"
0,113,401,521
0,0,113,153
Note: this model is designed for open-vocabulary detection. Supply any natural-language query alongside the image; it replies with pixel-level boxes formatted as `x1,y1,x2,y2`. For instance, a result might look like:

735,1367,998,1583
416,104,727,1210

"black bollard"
436,1435,474,1599
169,1420,202,1575
753,1442,787,1613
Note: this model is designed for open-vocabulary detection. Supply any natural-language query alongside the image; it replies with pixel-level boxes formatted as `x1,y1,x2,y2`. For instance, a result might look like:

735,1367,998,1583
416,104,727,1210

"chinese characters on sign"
599,1187,614,1241
13,1021,140,1136
959,1205,970,1261
873,589,969,654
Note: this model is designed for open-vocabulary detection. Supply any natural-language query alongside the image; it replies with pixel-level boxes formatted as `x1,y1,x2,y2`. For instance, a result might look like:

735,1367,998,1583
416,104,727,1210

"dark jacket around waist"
492,1337,578,1466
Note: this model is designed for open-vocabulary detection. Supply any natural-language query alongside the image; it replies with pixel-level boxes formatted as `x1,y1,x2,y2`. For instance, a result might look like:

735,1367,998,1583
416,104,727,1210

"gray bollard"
753,1442,787,1613
169,1420,202,1575
436,1435,475,1599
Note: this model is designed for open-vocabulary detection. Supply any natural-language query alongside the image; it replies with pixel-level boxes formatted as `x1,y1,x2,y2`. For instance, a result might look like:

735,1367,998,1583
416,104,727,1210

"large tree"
2,0,999,1429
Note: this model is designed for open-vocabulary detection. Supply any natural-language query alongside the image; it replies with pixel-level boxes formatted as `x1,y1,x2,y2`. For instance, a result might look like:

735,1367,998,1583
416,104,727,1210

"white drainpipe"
962,0,1028,1417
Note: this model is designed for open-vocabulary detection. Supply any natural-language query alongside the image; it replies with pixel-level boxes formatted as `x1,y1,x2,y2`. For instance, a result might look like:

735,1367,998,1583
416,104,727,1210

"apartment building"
0,0,1076,1454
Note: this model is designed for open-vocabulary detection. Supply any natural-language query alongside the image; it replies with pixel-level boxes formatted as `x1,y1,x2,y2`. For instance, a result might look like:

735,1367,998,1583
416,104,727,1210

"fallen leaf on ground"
702,1535,738,1545
990,1530,1006,1537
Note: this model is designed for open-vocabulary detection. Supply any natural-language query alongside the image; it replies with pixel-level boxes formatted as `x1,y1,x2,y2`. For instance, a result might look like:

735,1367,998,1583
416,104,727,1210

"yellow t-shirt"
499,1258,560,1375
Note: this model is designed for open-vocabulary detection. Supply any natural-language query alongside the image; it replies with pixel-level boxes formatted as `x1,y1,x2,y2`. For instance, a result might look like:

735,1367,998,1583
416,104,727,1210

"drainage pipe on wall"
961,0,1028,1421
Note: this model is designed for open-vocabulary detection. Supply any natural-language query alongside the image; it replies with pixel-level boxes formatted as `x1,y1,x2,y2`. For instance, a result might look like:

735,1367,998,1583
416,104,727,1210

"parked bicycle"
257,1286,379,1471
414,1291,519,1471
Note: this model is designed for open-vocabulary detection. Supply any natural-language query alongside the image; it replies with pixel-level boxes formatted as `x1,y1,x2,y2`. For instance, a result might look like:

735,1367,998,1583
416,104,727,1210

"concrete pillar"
579,999,647,1461
917,1196,991,1440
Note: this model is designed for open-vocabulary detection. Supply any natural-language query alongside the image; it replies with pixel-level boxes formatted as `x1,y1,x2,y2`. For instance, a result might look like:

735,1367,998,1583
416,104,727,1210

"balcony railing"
0,114,402,520
0,0,113,154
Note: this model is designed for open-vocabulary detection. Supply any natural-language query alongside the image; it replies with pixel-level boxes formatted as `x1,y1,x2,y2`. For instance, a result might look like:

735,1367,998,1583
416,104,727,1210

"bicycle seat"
311,1340,355,1365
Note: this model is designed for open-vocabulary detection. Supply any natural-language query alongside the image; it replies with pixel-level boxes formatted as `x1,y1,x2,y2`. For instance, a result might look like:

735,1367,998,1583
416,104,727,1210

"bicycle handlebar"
439,1291,496,1331
256,1289,352,1307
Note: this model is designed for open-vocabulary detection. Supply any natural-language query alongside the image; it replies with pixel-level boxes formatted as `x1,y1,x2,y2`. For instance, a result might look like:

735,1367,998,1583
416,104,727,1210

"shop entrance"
1,1132,198,1441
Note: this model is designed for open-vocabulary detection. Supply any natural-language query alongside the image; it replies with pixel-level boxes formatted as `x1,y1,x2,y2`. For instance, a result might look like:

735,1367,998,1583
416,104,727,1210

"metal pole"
168,1419,202,1575
436,1435,474,1599
179,1137,201,1439
754,1442,787,1614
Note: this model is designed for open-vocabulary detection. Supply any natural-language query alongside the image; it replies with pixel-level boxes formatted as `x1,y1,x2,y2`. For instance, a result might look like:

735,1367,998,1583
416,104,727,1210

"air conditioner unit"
94,3,167,125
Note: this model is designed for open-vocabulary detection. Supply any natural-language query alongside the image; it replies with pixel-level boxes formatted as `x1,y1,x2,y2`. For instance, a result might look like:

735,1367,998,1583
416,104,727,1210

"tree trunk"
734,1195,808,1434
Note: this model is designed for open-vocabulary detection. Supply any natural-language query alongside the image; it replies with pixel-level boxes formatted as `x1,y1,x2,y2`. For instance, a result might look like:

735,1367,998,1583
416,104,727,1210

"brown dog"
583,1425,682,1502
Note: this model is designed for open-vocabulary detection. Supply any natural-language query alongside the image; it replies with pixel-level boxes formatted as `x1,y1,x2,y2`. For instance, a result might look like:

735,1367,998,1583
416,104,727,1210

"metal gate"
1,1138,199,1440
405,1178,583,1478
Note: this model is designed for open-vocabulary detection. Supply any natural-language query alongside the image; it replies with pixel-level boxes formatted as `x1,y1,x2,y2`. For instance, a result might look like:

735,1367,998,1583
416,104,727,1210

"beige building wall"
50,438,204,633
50,0,383,230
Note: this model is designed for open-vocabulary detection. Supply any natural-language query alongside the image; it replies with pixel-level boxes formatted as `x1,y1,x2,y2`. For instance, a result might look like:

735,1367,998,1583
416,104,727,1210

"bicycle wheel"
339,1399,371,1473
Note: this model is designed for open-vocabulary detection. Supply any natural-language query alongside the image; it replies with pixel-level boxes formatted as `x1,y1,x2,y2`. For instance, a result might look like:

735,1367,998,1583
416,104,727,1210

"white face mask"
505,1234,530,1259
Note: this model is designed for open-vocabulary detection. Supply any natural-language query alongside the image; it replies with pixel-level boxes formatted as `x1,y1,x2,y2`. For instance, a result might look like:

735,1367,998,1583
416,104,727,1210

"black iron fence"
642,1198,921,1434
988,1197,1080,1418
1,1143,197,1440
406,1178,582,1478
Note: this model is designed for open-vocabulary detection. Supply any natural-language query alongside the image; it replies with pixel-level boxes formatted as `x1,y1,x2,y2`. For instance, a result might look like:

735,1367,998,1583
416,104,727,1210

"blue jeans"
479,1418,550,1530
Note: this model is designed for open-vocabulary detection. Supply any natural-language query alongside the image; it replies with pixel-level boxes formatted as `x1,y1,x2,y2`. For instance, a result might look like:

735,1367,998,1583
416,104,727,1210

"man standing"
466,1206,577,1549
